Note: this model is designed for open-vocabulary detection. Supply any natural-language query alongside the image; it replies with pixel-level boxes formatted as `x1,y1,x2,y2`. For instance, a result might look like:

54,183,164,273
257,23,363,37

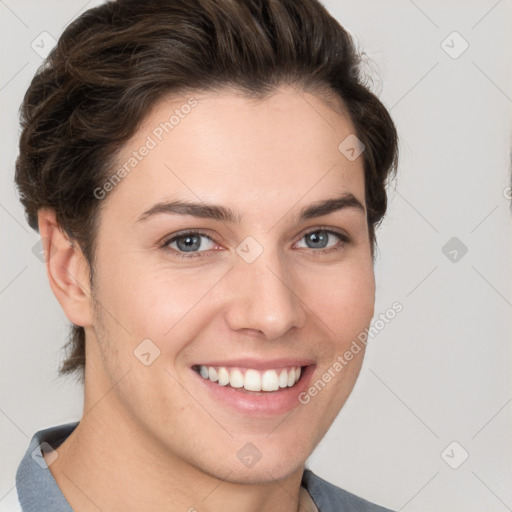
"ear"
37,209,94,329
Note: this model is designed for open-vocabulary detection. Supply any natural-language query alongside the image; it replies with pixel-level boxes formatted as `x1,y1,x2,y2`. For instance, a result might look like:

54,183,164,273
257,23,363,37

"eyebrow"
136,192,365,224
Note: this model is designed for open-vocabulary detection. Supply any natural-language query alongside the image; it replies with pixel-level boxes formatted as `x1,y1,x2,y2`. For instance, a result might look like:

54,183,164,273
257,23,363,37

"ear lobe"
37,208,94,329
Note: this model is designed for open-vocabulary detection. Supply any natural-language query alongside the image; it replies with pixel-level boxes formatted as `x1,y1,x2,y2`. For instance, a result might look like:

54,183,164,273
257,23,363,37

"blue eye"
164,231,216,258
295,229,345,250
161,227,350,259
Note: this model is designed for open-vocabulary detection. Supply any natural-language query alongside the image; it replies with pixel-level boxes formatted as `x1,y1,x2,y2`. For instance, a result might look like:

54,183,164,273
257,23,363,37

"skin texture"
39,85,375,512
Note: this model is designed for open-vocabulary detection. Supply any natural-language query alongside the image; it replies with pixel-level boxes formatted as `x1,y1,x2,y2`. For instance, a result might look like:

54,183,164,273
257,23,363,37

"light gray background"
1,1,511,511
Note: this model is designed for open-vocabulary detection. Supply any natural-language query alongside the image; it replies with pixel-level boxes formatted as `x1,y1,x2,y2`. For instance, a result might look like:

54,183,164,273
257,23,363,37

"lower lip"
192,365,316,417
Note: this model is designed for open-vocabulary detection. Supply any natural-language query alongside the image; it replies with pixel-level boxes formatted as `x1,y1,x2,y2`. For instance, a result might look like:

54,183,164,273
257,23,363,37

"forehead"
104,85,365,223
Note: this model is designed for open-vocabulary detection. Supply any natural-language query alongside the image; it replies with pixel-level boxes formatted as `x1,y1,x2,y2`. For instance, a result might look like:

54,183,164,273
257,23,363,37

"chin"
199,446,307,485
226,460,305,485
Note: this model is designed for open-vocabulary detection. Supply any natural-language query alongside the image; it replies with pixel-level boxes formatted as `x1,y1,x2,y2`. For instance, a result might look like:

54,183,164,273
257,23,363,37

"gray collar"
16,422,77,511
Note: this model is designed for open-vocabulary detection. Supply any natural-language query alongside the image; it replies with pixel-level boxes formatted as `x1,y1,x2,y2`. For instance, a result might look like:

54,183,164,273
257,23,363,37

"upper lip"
192,358,316,370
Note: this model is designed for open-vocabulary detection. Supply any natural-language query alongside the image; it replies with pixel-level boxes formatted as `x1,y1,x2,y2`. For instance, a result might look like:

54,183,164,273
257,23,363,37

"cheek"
295,264,374,442
302,260,375,341
95,259,227,352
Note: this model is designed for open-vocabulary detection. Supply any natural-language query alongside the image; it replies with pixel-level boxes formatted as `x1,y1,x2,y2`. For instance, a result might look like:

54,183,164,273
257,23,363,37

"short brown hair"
14,0,399,381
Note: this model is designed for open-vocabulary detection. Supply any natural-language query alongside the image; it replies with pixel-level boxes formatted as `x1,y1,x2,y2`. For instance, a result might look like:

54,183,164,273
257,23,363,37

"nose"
223,248,307,340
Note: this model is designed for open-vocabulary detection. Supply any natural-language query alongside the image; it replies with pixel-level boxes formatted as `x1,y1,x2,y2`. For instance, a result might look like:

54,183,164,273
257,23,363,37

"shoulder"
302,468,395,512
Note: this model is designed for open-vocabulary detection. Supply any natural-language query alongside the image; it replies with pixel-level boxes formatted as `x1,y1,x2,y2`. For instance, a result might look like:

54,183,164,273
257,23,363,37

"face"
84,85,375,483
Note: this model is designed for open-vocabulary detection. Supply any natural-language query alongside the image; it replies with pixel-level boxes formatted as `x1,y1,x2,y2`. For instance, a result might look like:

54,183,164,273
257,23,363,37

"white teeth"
208,366,218,382
229,369,244,388
196,365,302,392
261,370,279,391
218,367,230,386
287,367,296,387
244,369,262,391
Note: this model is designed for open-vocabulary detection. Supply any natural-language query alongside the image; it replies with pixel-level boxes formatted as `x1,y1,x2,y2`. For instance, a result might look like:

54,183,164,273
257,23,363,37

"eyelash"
160,227,351,260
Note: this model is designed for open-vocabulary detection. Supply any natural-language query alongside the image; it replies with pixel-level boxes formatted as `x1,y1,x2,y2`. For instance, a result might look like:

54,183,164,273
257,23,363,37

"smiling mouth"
192,364,304,392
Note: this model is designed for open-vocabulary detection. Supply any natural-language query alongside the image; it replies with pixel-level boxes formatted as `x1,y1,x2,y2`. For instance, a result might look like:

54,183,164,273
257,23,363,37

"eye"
295,228,349,253
163,230,217,258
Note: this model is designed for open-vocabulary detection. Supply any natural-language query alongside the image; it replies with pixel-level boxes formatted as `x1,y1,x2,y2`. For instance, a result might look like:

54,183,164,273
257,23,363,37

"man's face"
84,85,375,483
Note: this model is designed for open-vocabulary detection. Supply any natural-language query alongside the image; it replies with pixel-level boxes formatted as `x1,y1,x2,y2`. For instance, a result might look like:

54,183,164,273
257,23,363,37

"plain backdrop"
1,1,511,511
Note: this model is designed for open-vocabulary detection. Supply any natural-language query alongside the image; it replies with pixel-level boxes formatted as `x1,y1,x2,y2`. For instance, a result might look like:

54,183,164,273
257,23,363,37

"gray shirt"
16,423,395,511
